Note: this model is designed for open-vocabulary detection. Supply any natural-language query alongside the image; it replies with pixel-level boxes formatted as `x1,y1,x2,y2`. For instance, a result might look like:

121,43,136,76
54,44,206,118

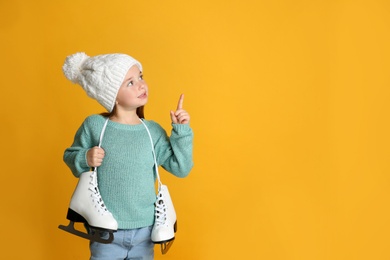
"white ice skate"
140,119,178,254
59,118,117,244
151,184,177,254
58,170,118,243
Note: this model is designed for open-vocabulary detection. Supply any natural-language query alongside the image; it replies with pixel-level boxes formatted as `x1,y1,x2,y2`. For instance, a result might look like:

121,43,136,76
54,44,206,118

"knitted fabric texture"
62,52,142,112
63,115,193,229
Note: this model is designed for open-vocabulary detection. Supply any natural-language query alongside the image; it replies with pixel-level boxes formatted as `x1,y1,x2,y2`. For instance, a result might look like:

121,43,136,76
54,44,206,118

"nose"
138,80,146,90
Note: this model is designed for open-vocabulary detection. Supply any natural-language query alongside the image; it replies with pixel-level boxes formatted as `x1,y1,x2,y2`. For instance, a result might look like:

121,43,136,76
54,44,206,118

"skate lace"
89,173,110,215
154,193,167,226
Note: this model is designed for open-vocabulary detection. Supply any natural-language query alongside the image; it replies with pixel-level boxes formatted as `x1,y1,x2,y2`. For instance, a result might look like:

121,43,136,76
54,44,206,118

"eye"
139,74,144,80
127,81,134,87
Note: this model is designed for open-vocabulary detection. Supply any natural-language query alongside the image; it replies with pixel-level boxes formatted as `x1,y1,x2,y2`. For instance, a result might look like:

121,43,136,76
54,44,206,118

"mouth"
138,92,148,99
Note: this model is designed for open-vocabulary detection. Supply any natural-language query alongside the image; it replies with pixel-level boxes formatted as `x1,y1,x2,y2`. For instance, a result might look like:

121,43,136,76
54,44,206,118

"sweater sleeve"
63,118,97,177
152,122,194,178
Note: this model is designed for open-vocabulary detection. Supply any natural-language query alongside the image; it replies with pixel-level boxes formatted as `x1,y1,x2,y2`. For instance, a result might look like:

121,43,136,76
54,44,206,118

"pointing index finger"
177,94,184,110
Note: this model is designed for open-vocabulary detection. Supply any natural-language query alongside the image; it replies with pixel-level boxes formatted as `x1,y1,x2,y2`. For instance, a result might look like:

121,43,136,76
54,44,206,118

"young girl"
62,52,193,259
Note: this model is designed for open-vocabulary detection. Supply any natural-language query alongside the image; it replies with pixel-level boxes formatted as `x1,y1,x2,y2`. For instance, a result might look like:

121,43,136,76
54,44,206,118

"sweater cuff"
80,149,90,169
171,123,192,135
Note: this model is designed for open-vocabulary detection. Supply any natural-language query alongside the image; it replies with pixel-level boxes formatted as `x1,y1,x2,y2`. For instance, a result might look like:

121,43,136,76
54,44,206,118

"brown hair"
100,105,145,119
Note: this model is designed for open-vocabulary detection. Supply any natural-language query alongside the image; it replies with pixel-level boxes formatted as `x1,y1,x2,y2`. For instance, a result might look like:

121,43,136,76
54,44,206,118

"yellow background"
1,0,389,259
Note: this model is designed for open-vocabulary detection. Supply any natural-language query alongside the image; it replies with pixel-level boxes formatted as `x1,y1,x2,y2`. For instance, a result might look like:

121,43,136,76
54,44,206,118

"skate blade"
160,239,175,254
58,221,114,244
154,221,177,254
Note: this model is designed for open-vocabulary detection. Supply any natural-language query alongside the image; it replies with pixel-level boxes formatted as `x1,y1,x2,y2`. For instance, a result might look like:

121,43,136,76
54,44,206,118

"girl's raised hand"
170,94,190,124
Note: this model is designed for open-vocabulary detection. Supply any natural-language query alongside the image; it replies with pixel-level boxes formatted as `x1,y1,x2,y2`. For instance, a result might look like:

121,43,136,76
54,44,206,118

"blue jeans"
89,226,154,260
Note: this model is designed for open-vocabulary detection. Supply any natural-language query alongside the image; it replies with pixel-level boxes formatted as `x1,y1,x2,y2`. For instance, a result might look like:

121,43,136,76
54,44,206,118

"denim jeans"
89,226,154,260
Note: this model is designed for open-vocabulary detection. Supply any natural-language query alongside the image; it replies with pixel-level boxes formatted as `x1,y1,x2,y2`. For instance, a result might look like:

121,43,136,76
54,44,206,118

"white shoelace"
154,193,167,226
89,172,110,215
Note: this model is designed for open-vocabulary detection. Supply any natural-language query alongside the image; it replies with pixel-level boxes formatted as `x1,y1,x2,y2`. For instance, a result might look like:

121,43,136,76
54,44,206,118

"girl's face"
116,65,148,111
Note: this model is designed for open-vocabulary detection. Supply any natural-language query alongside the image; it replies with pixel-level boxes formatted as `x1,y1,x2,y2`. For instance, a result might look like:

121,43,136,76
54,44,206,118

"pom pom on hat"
62,52,89,84
62,52,142,112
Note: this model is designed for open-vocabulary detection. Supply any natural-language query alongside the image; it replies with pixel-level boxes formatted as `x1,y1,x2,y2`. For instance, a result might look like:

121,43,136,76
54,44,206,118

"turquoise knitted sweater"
64,115,193,229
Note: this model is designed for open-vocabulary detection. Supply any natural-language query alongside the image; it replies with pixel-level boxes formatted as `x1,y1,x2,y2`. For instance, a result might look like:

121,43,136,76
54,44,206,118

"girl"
62,52,193,259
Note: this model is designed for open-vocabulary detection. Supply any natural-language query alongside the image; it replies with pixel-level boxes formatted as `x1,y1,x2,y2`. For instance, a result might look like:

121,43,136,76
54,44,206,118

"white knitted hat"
62,52,143,112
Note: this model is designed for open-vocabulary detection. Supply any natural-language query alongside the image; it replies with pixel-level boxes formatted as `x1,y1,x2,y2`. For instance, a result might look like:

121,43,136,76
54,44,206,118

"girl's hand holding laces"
87,146,105,167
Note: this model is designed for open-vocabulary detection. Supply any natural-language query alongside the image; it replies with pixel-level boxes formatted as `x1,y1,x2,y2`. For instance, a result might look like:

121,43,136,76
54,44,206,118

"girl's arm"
63,119,96,177
154,94,194,177
153,122,194,178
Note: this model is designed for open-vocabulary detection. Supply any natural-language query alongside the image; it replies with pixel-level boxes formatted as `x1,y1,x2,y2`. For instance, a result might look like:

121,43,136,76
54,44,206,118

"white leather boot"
151,184,177,254
59,170,118,243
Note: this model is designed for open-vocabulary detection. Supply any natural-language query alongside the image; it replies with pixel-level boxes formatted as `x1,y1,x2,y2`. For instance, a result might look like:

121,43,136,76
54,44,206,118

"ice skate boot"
58,170,118,244
151,185,177,254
